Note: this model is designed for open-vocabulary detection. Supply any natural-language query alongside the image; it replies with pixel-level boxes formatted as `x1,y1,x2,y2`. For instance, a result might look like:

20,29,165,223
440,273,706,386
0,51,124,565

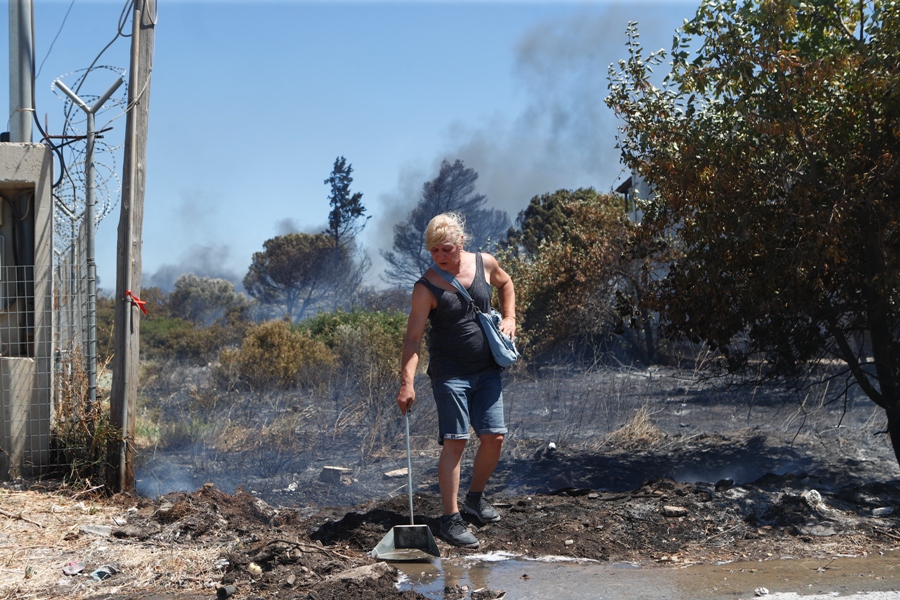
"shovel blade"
370,525,440,561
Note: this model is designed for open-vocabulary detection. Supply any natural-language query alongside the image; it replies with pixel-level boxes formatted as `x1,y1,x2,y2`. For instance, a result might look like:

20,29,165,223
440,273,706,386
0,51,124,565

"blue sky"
1,0,697,293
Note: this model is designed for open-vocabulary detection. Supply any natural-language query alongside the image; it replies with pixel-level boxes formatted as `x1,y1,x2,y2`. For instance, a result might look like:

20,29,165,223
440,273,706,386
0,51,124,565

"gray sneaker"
439,514,479,548
463,495,501,524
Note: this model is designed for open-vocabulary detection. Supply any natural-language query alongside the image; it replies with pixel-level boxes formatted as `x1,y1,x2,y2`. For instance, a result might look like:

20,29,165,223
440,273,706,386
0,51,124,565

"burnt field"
6,364,900,599
135,363,899,513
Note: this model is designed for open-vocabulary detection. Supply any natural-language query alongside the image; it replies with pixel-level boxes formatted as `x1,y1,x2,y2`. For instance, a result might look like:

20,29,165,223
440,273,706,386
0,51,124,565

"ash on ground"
90,366,900,598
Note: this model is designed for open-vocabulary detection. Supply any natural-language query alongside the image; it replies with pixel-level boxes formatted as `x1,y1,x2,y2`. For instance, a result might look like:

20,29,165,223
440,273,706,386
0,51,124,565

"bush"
141,317,219,364
297,309,408,382
504,190,636,361
216,320,335,391
298,309,407,345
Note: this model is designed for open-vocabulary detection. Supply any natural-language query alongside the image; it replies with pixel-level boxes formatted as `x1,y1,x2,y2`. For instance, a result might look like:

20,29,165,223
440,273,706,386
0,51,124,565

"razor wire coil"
50,66,128,262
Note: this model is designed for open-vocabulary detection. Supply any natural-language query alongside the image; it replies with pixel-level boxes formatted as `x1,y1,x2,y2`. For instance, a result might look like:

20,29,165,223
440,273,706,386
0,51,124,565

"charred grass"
5,361,900,599
134,360,898,510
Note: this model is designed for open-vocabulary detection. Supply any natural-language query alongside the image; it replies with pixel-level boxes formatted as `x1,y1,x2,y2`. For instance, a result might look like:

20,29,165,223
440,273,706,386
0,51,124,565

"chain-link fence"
0,241,54,480
1,175,112,481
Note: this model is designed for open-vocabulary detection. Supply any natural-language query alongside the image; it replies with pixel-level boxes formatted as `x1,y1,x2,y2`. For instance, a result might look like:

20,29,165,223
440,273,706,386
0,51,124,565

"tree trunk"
886,408,900,469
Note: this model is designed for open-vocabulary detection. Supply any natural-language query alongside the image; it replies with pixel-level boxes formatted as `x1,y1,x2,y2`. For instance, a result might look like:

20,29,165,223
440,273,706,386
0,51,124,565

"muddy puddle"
396,551,900,599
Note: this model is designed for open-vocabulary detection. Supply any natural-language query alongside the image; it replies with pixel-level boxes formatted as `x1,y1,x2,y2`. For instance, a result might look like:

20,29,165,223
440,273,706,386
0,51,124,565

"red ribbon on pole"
124,290,148,315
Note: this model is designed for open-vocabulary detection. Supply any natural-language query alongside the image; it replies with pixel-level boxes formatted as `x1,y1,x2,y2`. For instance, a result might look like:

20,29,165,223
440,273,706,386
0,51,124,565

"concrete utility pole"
8,0,34,143
110,0,155,493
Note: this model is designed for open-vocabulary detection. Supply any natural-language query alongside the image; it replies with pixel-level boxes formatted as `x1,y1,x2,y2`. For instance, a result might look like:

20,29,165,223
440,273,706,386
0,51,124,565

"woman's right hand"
397,383,415,415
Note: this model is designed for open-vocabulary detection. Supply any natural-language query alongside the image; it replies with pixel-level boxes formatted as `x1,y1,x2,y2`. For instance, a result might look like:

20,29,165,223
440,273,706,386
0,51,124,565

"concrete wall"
0,143,53,479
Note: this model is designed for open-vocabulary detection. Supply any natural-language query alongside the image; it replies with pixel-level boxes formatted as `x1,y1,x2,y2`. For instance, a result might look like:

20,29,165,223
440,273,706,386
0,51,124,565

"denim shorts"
432,371,507,444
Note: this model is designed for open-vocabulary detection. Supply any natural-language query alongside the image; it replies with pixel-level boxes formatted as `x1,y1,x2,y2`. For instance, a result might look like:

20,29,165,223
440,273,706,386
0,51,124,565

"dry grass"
0,488,222,599
604,405,666,448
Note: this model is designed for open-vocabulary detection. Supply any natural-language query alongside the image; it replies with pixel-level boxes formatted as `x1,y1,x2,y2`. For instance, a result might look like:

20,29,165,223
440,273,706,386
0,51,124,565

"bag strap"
430,263,475,306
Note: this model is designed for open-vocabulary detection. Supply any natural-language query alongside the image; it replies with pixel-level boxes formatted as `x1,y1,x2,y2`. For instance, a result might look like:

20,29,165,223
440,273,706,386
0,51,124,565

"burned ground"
6,428,900,599
4,367,900,598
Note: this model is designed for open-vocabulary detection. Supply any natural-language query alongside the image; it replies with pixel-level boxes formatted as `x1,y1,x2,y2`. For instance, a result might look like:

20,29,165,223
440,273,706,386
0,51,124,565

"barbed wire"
50,66,128,260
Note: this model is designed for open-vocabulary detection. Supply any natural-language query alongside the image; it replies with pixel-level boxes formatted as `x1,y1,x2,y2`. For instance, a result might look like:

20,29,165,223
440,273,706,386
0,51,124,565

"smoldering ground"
135,364,900,513
7,363,900,600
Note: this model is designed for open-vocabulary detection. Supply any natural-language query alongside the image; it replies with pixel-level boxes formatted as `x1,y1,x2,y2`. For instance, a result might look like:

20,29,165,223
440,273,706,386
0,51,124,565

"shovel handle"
406,412,415,526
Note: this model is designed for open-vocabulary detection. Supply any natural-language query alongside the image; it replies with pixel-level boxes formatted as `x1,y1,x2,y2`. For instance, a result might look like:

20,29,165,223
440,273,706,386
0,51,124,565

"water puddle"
396,551,900,599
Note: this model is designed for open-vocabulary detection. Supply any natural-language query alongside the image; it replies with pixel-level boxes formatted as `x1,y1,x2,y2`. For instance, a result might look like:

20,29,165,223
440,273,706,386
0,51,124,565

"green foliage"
91,283,247,365
606,1,900,457
298,309,407,346
169,273,247,325
324,156,368,249
321,157,372,311
140,316,225,364
506,189,635,357
296,309,408,389
244,233,352,320
297,308,410,459
140,315,193,348
505,189,599,257
216,319,336,391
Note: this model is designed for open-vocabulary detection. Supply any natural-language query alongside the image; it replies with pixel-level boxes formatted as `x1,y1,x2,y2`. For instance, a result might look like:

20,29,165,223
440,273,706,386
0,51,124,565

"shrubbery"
216,319,335,391
297,309,409,381
504,189,633,359
142,317,213,363
137,308,412,467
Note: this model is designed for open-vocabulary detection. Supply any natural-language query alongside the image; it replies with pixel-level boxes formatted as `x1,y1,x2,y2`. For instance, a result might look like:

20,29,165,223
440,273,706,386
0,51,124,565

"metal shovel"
369,412,440,561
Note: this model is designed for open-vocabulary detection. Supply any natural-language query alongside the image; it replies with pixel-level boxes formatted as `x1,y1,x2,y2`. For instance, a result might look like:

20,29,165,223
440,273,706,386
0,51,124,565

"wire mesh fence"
0,262,53,479
0,222,106,481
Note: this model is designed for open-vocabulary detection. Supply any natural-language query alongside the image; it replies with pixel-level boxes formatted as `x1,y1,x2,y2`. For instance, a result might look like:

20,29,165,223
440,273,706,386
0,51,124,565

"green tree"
169,273,247,325
505,188,600,257
323,156,370,309
243,233,350,320
324,156,368,250
382,159,510,285
506,190,636,357
607,2,900,459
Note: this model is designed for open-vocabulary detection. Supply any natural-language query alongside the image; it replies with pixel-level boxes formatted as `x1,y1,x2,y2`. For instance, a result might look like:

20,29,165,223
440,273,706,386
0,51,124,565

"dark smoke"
368,5,693,272
142,243,244,292
275,217,301,235
143,189,247,292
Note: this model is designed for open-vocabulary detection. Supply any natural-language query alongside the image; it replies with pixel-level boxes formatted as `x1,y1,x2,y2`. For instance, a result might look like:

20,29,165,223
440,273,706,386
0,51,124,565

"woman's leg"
468,372,507,494
438,438,467,515
469,433,504,493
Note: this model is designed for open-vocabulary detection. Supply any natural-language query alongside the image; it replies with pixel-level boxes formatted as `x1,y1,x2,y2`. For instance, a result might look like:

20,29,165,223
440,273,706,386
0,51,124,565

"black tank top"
415,253,500,381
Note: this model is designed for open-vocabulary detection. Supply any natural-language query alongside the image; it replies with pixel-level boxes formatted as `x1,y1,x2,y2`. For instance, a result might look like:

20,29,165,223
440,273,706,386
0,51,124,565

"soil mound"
310,474,900,567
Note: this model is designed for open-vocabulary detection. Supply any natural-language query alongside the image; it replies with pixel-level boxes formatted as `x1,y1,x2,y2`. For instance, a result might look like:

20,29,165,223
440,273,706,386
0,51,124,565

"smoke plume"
368,5,690,274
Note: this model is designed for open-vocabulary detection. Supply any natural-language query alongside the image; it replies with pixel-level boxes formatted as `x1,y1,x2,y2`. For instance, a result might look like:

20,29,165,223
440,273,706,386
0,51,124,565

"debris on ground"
3,459,900,599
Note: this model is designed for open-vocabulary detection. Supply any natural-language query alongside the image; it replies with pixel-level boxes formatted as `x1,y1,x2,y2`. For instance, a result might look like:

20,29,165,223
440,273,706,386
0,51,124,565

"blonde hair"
425,212,468,249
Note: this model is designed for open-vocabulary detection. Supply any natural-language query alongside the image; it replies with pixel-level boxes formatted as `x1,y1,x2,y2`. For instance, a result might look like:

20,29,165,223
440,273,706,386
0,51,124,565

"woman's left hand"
500,316,516,340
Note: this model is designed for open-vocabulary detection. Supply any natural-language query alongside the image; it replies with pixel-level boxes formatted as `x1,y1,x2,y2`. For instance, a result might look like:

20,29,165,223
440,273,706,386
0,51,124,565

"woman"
396,212,516,548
